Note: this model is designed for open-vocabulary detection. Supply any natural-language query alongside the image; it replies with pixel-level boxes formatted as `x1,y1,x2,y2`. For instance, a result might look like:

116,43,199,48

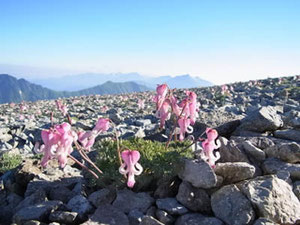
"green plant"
0,153,22,174
90,138,194,190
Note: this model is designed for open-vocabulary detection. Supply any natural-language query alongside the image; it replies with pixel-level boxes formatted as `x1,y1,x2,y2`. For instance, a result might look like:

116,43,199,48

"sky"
0,0,300,84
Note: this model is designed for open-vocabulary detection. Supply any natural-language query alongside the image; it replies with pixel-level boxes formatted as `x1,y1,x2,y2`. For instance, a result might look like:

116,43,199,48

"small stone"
178,159,217,189
67,195,93,217
176,181,211,213
156,198,188,216
128,209,144,225
175,213,224,225
112,189,154,213
88,188,116,207
81,204,129,225
214,162,256,184
264,142,300,163
49,211,78,224
155,209,175,225
13,200,62,224
211,185,255,225
140,216,164,225
242,141,266,161
274,129,300,142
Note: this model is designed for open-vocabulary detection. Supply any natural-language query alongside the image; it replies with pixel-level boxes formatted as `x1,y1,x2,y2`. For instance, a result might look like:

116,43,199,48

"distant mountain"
0,74,64,104
0,74,152,104
30,73,213,91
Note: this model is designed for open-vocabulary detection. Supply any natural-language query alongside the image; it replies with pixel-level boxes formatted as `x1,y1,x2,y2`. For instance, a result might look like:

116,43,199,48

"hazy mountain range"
0,74,151,104
29,73,213,91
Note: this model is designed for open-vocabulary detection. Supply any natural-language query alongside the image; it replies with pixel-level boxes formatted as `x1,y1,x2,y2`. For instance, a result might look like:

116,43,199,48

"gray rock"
241,176,300,224
293,181,300,201
15,188,47,213
128,209,144,225
176,181,211,213
155,209,175,225
262,158,300,180
154,176,181,199
253,217,279,225
175,213,224,225
82,204,129,225
49,211,78,224
211,185,255,225
274,129,300,142
67,195,93,216
218,137,250,163
88,188,116,207
140,216,164,225
13,200,62,225
264,142,300,163
156,198,188,216
112,189,154,213
49,185,72,203
214,162,256,184
178,159,217,189
242,140,266,161
235,106,283,133
146,206,157,218
23,220,42,225
135,119,152,127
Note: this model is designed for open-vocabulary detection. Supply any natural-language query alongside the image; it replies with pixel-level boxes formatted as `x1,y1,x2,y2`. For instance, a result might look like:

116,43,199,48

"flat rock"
176,181,211,213
214,162,256,184
235,106,283,133
242,140,266,161
211,185,255,225
241,176,300,224
156,198,188,216
88,188,116,207
262,158,300,180
13,200,62,225
67,195,93,216
175,213,224,225
112,189,154,213
264,142,300,163
15,188,47,213
178,159,217,189
274,129,300,142
82,204,129,225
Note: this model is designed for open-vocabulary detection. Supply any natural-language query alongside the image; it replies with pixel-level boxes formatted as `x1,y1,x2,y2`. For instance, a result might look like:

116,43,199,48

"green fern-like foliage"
91,138,194,190
0,153,22,174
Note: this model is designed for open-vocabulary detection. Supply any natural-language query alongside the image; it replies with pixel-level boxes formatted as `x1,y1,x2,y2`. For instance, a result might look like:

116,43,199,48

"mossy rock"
89,138,194,191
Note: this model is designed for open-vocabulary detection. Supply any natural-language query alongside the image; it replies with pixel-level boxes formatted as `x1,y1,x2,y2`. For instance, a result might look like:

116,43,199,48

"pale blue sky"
0,0,299,84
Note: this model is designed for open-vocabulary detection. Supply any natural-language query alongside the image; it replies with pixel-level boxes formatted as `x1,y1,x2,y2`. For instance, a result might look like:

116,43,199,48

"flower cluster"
153,84,200,141
78,118,110,151
37,122,77,168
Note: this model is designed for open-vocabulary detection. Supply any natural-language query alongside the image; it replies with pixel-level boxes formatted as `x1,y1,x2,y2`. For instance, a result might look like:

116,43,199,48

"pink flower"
156,100,171,129
56,100,68,116
186,91,199,125
78,131,96,151
138,99,145,110
200,128,221,168
39,122,77,168
153,84,168,110
170,96,181,117
178,117,193,141
119,150,143,188
93,118,110,133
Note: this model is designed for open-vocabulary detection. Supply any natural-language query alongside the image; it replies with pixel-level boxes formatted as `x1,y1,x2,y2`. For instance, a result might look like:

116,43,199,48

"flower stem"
68,154,99,179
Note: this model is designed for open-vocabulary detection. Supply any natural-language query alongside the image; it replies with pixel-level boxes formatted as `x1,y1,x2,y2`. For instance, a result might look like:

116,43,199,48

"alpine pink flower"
39,122,77,168
93,118,110,133
119,150,143,188
177,117,193,141
200,128,221,168
78,131,96,151
156,100,171,129
153,84,168,110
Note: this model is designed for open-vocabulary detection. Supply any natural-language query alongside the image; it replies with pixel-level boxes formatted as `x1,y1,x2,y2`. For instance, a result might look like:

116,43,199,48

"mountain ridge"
0,74,152,104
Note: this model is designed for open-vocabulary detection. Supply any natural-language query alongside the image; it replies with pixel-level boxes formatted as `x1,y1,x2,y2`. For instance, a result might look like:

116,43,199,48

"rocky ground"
0,76,300,225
